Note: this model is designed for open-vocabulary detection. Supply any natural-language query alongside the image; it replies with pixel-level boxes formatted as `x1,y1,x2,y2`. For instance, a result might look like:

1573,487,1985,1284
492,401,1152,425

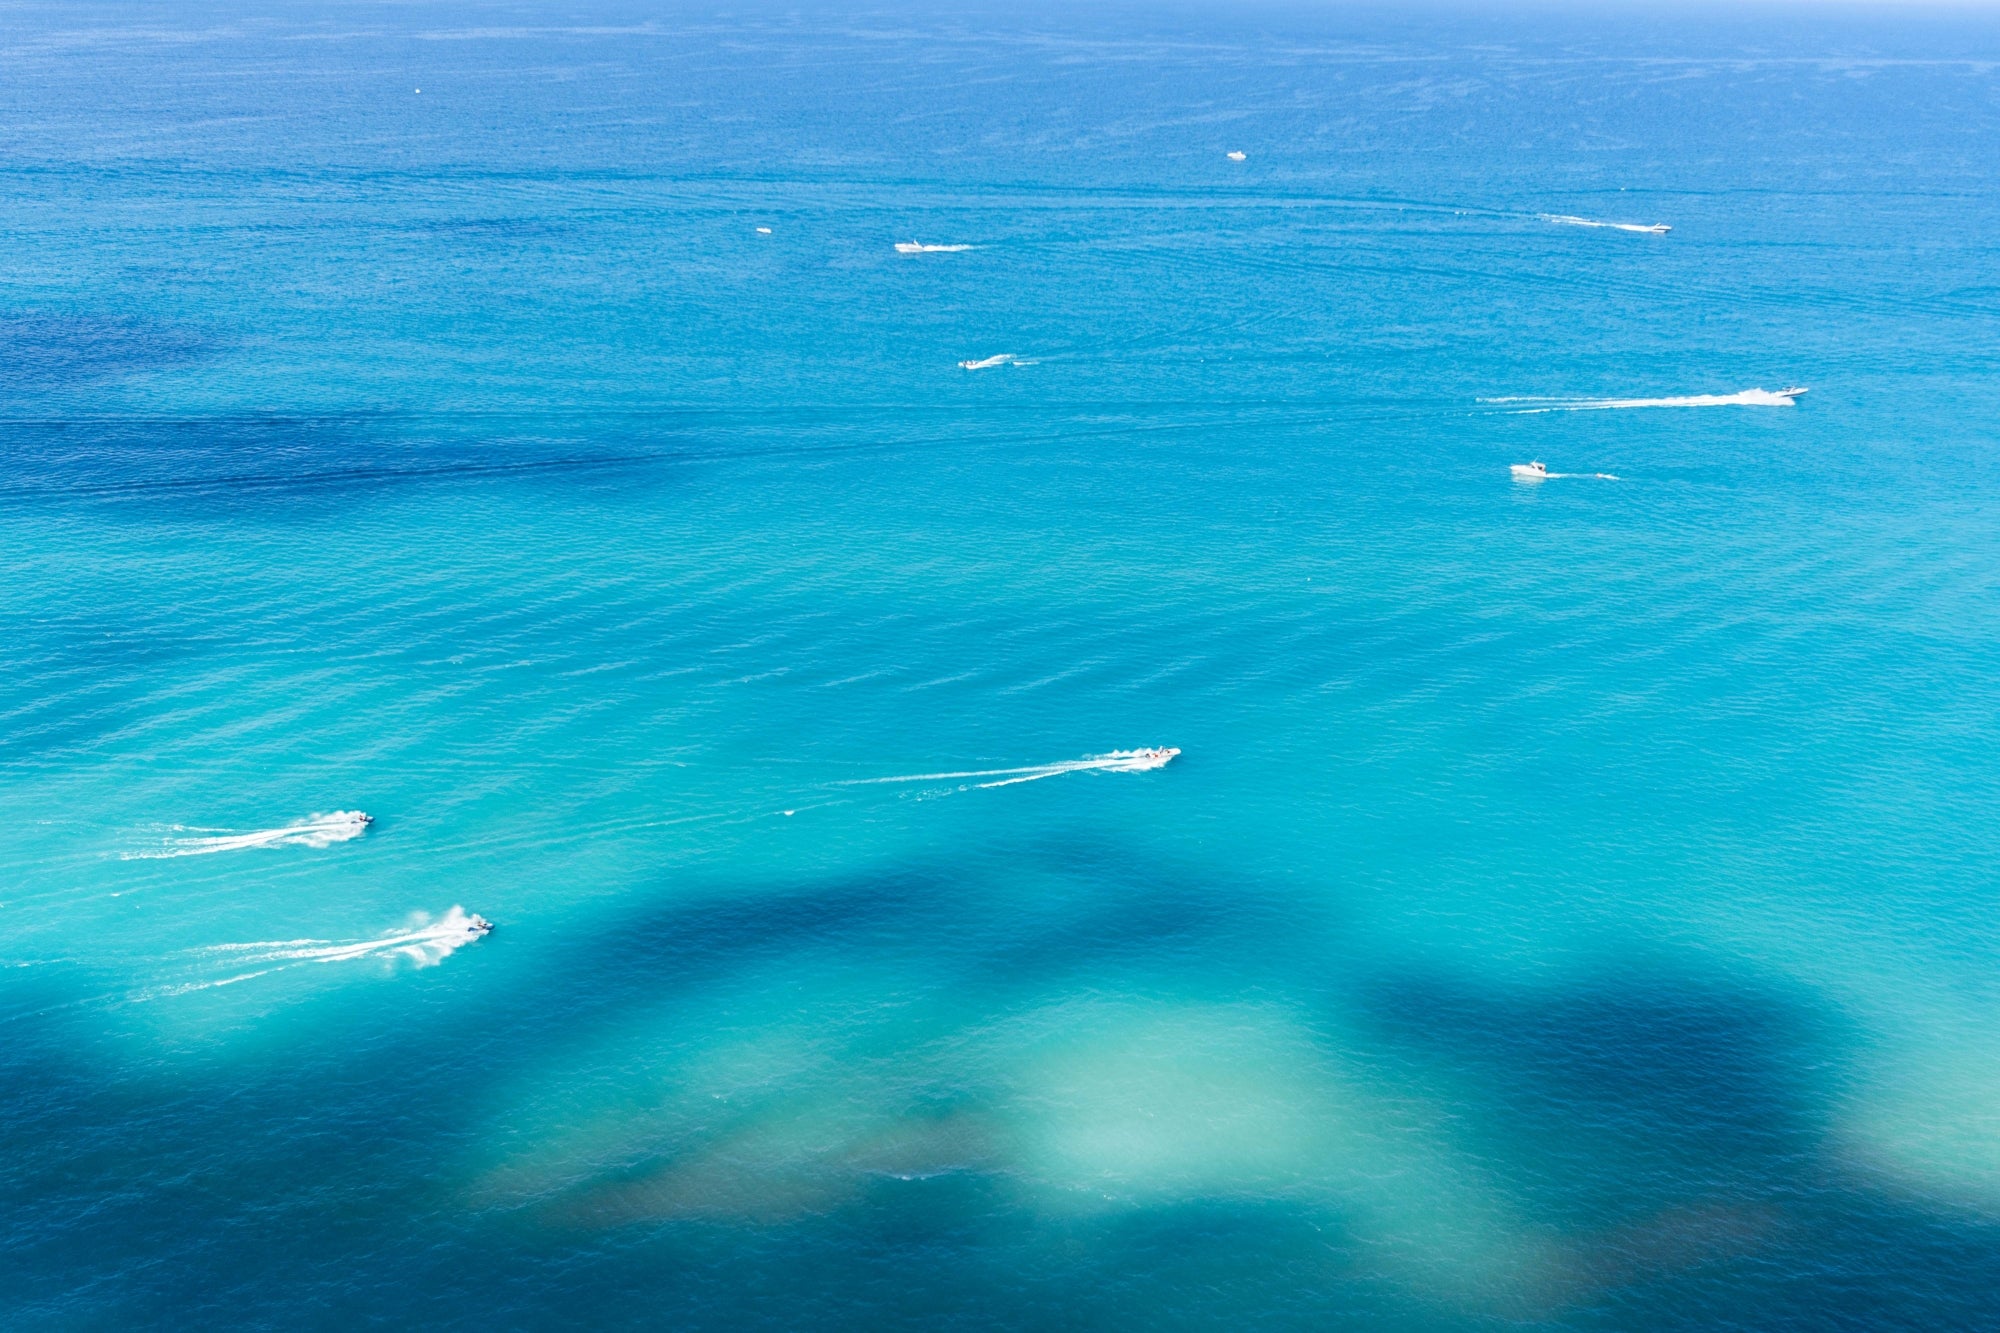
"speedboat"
1511,461,1549,480
1098,747,1180,771
1776,386,1809,398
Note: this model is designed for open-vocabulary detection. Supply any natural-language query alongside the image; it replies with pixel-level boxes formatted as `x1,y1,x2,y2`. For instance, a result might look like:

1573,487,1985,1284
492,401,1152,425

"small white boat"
1775,386,1809,398
1092,747,1182,771
1511,461,1549,480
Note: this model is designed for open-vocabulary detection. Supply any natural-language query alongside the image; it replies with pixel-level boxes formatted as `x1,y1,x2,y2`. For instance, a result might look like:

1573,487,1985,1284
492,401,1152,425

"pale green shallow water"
5,3,2000,1327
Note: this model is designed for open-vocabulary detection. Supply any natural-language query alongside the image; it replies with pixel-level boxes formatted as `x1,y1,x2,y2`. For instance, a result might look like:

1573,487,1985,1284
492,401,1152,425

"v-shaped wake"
837,748,1180,790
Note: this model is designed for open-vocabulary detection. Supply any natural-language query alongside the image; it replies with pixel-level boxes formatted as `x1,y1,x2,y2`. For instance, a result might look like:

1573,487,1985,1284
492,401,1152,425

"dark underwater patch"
1357,960,1838,1215
0,313,209,393
0,415,675,518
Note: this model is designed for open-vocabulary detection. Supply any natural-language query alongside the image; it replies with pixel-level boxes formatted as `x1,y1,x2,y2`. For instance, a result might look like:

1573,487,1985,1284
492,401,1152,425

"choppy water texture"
5,2,2000,1327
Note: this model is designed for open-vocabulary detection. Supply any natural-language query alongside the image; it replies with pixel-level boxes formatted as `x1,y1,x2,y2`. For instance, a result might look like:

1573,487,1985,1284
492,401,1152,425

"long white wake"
204,907,492,967
838,748,1180,790
1483,388,1805,414
150,908,494,997
125,811,373,859
1512,464,1620,481
1542,213,1670,235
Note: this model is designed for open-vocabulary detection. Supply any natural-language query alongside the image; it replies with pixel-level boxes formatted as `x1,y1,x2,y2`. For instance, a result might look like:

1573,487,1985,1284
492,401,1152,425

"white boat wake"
206,907,492,967
1483,388,1806,414
125,810,374,859
960,354,1017,370
1542,213,1670,235
896,242,974,254
837,748,1180,790
152,908,494,996
1511,462,1620,482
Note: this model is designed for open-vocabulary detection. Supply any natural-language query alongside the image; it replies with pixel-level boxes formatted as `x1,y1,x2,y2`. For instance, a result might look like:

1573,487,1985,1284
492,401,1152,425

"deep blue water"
6,2,2000,1327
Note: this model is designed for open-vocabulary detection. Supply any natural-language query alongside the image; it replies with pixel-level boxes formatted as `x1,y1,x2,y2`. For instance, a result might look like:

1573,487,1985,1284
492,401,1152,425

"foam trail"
133,909,493,1002
837,748,1179,790
201,907,494,969
1512,464,1620,482
1542,213,1671,235
148,968,284,997
1484,388,1806,414
895,242,974,253
126,811,373,859
959,354,1016,370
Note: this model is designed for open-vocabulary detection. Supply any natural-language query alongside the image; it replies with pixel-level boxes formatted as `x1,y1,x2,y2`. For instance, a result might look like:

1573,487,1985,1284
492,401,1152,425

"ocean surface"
6,2,2000,1326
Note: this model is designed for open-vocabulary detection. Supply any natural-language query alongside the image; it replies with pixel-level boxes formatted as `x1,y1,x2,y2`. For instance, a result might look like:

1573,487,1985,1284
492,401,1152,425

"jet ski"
465,914,494,936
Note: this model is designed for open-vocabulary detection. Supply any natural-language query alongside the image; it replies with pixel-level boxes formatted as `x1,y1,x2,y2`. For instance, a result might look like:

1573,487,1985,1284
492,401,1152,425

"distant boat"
1128,747,1179,769
1509,460,1620,481
895,241,974,254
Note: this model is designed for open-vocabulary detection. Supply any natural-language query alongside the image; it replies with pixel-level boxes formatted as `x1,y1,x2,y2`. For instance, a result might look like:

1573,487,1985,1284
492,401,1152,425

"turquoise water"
7,2,2000,1326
